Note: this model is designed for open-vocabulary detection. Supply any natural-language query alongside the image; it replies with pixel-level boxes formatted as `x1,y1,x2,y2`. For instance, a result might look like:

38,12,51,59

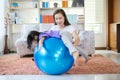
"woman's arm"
73,30,80,46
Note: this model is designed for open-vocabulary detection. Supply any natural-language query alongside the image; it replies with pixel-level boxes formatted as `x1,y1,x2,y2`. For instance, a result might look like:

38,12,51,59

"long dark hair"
53,9,71,26
27,31,41,49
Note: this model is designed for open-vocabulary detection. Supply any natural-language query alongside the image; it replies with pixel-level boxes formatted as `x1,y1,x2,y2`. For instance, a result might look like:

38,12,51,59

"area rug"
0,54,120,75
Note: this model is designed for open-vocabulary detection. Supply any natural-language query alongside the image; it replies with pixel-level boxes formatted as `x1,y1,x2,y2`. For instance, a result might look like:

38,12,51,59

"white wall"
0,0,5,54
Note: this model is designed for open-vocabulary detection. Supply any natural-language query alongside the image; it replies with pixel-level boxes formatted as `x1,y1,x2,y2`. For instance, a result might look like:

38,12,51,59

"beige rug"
0,54,120,75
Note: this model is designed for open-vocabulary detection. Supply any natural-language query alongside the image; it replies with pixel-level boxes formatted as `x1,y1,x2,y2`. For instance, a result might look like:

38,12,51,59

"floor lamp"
4,13,9,54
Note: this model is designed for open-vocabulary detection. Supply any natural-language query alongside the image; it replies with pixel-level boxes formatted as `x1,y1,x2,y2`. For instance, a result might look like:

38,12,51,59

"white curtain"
0,0,5,55
85,0,106,47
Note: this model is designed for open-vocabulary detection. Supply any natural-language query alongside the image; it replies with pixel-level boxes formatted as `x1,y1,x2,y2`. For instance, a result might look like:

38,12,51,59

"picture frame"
72,0,84,7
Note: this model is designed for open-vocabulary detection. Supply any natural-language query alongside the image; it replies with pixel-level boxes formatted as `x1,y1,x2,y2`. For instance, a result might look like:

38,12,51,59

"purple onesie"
39,30,61,39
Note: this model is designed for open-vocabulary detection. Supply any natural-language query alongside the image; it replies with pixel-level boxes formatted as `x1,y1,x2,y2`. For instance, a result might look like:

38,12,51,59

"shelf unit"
9,0,40,24
8,0,40,52
8,0,85,52
39,0,84,24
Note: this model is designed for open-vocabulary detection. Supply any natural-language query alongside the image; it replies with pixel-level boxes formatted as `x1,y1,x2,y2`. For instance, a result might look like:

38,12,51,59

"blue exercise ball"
34,38,74,75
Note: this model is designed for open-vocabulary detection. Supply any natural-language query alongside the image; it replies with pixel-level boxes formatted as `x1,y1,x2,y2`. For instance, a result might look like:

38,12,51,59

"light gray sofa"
15,24,95,57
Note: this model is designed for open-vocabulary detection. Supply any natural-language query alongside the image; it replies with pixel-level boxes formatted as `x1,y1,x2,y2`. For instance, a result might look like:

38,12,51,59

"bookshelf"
39,0,84,24
9,0,40,24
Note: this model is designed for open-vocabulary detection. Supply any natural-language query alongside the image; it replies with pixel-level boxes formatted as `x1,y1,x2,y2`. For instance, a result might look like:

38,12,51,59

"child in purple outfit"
38,30,61,48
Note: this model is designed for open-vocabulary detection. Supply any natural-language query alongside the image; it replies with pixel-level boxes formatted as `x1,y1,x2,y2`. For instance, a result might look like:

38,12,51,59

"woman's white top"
50,25,76,34
50,25,78,43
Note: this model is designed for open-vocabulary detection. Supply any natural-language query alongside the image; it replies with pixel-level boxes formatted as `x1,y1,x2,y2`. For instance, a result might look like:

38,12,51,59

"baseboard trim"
95,47,107,50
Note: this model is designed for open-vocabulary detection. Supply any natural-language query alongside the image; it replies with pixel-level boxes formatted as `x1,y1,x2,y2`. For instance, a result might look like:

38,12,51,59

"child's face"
55,13,65,27
34,36,38,40
33,35,38,42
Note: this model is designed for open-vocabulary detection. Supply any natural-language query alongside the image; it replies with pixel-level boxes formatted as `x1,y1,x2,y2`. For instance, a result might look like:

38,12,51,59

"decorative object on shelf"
8,12,15,24
11,2,18,8
4,13,10,54
34,2,38,8
62,0,68,8
72,0,84,7
45,2,49,8
42,1,49,8
42,2,45,8
77,15,84,23
54,2,58,8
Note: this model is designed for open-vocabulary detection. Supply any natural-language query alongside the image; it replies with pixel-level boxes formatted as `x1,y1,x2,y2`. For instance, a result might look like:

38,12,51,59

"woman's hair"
27,31,41,49
53,9,71,26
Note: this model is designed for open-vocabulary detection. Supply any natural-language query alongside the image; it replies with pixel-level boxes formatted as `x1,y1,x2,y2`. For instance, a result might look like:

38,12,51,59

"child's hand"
39,37,45,50
39,42,43,49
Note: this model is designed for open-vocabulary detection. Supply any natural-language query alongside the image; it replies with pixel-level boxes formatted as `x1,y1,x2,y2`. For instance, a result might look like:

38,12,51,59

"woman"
39,9,90,66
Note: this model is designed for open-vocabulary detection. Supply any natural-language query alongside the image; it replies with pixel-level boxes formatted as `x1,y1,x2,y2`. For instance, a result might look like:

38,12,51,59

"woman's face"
55,13,65,27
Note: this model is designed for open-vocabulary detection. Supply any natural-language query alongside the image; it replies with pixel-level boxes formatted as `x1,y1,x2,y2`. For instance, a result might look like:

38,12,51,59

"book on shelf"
77,15,84,23
62,0,68,8
41,1,49,8
40,14,42,23
40,14,83,24
40,14,54,23
67,14,78,23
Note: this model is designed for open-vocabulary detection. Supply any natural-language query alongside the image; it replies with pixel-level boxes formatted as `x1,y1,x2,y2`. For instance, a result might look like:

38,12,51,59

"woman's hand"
39,37,45,49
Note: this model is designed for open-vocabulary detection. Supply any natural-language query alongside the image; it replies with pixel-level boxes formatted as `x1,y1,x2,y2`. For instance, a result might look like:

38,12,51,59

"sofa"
15,24,95,57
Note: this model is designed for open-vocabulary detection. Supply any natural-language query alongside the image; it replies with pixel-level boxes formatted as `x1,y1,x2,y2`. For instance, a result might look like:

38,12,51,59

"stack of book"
77,15,84,23
40,14,54,23
40,14,82,24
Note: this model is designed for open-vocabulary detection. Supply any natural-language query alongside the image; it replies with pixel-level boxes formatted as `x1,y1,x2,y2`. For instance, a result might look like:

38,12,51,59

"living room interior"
0,0,120,80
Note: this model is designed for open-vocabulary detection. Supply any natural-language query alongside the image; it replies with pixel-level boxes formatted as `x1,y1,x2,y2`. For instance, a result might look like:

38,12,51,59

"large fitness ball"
34,38,74,75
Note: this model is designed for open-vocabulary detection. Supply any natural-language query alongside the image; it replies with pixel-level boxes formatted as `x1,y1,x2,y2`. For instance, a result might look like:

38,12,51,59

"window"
85,24,102,33
85,0,105,33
